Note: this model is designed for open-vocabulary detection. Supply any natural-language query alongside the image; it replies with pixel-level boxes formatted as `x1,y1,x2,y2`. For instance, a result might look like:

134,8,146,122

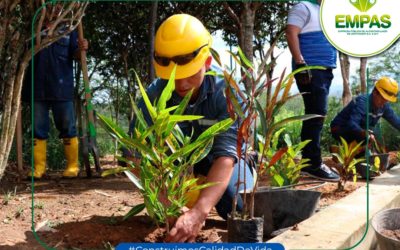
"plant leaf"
268,147,288,167
101,167,130,177
197,118,234,141
132,69,157,120
237,46,254,70
123,203,146,221
97,114,129,140
157,65,177,111
124,170,143,191
272,174,285,187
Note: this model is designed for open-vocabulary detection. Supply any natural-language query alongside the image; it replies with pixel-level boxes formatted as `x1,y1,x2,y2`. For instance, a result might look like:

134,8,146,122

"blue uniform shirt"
331,94,400,134
129,68,239,171
31,30,78,101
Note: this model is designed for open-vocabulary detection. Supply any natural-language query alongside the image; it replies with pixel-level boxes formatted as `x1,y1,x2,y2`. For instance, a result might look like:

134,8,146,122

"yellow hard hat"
375,77,398,102
184,174,206,208
154,14,212,80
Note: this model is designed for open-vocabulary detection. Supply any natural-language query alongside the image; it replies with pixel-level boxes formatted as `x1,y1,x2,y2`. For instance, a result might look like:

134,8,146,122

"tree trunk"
360,57,368,94
223,2,260,89
148,1,158,82
0,50,31,179
122,52,134,122
339,52,352,106
239,3,256,66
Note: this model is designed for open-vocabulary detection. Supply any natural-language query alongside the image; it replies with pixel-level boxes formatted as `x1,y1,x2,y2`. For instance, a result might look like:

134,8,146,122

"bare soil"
380,229,400,241
0,156,365,249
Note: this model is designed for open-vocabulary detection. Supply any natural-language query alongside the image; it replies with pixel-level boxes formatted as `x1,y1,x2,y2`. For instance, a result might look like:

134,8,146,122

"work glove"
294,63,312,85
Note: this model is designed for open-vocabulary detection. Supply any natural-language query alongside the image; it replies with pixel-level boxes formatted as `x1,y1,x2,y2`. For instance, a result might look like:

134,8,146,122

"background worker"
331,77,400,144
23,4,88,179
286,0,339,181
130,14,253,242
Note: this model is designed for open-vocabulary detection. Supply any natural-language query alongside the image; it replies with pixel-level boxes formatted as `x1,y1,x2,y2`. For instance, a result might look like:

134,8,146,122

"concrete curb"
268,165,400,249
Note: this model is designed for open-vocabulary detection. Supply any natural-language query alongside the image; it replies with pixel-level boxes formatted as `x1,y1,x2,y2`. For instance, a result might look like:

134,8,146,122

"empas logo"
349,0,376,12
320,0,400,57
335,0,391,29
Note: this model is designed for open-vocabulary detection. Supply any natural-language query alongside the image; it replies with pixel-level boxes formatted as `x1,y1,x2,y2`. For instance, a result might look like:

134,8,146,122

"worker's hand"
368,131,376,143
294,63,312,85
78,39,89,51
362,129,376,143
165,207,207,243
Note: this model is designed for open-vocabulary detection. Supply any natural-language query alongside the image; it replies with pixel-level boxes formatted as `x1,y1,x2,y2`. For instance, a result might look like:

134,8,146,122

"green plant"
2,187,17,205
103,242,115,250
331,137,365,191
211,46,324,219
264,130,311,187
98,67,234,232
34,201,44,209
15,207,24,218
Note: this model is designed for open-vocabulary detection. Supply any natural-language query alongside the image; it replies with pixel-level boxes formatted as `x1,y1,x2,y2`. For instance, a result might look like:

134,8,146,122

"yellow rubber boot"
62,137,80,177
29,139,47,179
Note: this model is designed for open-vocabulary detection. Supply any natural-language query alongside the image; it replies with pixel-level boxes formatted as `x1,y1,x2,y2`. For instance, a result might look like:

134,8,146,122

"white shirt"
287,2,321,34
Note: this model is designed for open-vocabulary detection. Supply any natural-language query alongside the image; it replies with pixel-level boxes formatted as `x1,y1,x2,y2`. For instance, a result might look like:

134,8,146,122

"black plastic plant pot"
242,187,321,236
356,163,379,180
227,215,263,242
371,208,400,250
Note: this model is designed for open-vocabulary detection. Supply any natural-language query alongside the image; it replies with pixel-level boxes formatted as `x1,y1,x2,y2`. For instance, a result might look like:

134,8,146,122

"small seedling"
265,131,311,187
2,187,17,205
332,137,365,191
98,67,233,232
103,242,115,250
212,46,323,219
15,207,24,218
34,201,44,209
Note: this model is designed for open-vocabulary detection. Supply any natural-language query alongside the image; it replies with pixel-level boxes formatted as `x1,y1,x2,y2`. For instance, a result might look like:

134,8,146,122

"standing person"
331,77,400,144
24,5,88,179
286,0,339,181
130,14,254,242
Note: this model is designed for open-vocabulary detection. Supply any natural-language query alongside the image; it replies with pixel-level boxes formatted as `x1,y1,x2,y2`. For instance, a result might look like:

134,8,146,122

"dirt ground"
0,156,367,249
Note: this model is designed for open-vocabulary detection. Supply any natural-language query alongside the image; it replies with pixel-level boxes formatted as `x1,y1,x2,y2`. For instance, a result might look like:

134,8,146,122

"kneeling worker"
331,77,400,144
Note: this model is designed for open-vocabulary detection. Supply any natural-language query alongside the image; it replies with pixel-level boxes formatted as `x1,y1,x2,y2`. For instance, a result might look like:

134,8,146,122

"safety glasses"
153,43,208,66
382,88,398,98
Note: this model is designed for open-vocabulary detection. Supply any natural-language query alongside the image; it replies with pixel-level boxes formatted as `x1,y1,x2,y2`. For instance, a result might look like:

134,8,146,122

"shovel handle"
77,22,96,137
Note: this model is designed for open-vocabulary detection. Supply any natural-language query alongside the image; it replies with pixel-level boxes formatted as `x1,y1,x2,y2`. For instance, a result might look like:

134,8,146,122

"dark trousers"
34,101,77,139
296,69,333,168
194,159,254,220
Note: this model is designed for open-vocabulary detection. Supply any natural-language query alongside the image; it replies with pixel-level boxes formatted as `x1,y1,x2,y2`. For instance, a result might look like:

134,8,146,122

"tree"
84,3,162,123
339,52,352,106
368,41,400,80
148,1,158,82
359,57,367,93
0,2,88,180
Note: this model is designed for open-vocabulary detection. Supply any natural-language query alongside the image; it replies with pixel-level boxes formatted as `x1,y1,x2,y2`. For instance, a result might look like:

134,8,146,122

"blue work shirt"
331,94,400,134
30,30,78,101
129,68,239,172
